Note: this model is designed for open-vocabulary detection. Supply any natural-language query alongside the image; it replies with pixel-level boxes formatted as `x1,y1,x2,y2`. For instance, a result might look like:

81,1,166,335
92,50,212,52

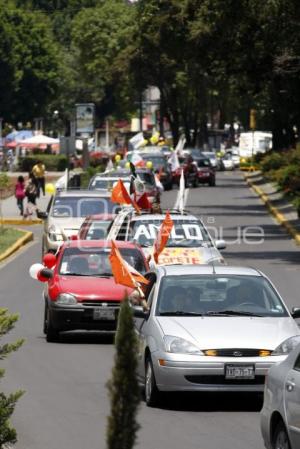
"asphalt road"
1,171,299,449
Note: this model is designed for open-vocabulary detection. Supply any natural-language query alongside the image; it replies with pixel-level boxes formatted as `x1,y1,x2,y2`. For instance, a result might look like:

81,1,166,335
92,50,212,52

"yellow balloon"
146,161,153,169
45,183,56,195
125,161,130,168
115,154,121,162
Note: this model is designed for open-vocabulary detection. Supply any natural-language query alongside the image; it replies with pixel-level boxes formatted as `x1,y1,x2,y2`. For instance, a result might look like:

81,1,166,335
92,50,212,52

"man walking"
32,160,46,197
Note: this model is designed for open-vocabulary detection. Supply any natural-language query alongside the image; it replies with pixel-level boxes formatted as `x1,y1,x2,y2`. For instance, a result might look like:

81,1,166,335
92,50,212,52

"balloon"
29,263,44,280
45,183,56,195
115,154,121,162
146,161,153,169
125,161,130,169
43,253,56,269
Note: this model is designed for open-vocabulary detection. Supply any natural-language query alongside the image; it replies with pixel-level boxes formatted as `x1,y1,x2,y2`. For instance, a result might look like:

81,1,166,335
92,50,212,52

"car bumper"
151,353,285,392
198,173,214,183
48,303,119,332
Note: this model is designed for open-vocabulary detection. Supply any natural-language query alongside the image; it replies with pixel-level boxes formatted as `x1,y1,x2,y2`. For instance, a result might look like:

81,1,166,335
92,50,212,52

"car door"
285,350,300,448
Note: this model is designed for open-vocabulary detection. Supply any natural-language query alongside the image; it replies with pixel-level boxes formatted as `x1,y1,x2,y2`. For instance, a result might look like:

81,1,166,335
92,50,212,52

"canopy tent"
5,129,33,142
18,134,59,152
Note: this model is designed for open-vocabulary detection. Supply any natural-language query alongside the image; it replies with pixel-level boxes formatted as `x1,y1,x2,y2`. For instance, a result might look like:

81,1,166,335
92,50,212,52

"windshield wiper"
159,311,204,316
63,273,91,277
93,272,112,277
204,310,263,317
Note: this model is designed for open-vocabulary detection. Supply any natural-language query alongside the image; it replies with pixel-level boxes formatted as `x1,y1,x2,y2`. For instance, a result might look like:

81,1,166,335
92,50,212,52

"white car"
221,153,235,170
131,265,300,406
261,342,300,449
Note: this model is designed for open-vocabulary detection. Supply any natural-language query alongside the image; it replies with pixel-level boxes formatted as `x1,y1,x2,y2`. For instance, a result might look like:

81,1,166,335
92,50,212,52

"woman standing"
15,175,25,216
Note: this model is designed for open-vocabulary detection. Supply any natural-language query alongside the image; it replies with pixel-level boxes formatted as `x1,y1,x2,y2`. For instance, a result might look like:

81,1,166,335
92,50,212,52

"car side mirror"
215,239,226,250
291,307,300,319
132,305,149,319
37,210,48,219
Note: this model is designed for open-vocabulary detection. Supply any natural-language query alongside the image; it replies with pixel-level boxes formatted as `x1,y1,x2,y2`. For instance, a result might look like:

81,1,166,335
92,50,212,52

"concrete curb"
245,174,300,245
0,218,42,225
0,229,34,262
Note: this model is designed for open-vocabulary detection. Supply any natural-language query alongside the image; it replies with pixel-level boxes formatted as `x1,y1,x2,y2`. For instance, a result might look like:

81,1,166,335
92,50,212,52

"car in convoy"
42,240,149,342
200,151,219,170
78,214,115,240
194,157,216,186
39,190,120,254
261,341,300,449
173,154,199,187
131,265,300,406
138,151,173,190
88,168,160,204
106,209,226,265
220,153,235,170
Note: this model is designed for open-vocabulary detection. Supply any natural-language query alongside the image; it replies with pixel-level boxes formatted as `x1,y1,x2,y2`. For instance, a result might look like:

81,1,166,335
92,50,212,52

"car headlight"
56,293,77,305
48,225,63,242
164,335,203,355
272,335,300,356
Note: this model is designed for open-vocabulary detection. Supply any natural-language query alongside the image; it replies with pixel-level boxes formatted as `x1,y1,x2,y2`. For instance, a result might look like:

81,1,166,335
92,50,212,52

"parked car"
194,157,216,186
39,190,119,254
261,341,300,449
131,265,300,406
88,168,160,203
42,240,149,341
106,209,226,265
78,214,115,240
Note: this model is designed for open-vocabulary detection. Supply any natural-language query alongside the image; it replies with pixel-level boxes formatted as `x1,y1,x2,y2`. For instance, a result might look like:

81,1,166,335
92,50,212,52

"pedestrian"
24,173,38,218
15,175,26,216
32,160,46,197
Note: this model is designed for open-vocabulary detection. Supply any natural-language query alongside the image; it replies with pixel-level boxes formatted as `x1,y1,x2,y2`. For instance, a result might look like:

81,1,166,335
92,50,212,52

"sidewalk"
1,193,51,223
245,171,300,244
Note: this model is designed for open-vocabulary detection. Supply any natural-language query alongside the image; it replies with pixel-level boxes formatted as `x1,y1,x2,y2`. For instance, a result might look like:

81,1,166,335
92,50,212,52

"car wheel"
273,421,291,449
145,356,160,407
209,179,216,187
192,177,199,188
46,307,60,343
43,302,47,334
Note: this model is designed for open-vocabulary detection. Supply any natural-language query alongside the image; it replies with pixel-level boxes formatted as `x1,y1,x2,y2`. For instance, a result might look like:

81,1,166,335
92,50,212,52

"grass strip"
0,227,26,253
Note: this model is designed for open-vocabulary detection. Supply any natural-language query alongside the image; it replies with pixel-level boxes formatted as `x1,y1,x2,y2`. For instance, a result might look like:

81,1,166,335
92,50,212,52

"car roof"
156,265,262,277
82,214,115,221
130,213,199,222
61,240,141,249
55,189,111,198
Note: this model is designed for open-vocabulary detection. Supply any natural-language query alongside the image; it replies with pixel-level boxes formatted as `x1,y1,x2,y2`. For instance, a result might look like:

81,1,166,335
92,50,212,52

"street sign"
75,103,95,136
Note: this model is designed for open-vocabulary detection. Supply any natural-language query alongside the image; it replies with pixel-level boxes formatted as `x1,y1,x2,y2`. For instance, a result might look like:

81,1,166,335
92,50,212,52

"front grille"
185,375,265,385
206,348,262,357
81,300,120,308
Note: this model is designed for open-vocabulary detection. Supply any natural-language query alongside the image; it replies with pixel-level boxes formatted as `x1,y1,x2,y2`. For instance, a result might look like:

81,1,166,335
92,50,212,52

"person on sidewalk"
15,175,26,216
24,174,38,218
32,160,46,197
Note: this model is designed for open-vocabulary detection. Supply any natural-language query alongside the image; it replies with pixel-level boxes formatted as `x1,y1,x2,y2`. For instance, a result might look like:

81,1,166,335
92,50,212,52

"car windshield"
202,152,216,159
59,247,147,276
90,179,127,190
130,218,211,247
197,158,211,167
52,197,118,217
141,156,166,170
156,275,288,317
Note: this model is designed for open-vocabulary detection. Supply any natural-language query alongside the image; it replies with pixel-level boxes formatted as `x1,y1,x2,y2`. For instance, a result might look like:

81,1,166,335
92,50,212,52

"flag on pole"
111,179,140,213
178,169,185,214
129,132,144,150
175,135,186,154
168,150,180,171
153,211,174,264
109,241,149,289
136,192,151,210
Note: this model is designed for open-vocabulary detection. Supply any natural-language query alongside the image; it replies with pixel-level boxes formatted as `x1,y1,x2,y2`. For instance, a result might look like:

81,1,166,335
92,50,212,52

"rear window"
197,159,211,167
84,220,112,240
52,197,118,217
59,246,147,276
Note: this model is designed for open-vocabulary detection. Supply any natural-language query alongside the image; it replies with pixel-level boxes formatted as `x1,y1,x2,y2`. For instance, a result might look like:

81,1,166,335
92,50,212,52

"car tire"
43,302,47,334
46,306,60,343
192,177,199,188
273,420,291,449
209,179,216,187
145,356,160,407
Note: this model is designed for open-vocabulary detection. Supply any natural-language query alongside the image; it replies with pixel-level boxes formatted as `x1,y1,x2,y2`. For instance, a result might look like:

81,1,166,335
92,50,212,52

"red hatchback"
43,240,148,342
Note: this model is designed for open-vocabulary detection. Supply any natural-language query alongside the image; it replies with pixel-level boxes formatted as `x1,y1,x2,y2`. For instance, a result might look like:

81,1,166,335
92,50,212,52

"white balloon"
29,263,44,280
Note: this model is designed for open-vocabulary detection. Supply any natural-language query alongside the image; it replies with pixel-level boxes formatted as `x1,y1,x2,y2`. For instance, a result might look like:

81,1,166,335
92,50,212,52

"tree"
0,308,24,448
106,296,140,449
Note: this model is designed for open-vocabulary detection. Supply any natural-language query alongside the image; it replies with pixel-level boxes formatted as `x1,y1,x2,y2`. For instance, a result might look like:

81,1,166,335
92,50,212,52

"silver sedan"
132,265,300,406
261,343,300,449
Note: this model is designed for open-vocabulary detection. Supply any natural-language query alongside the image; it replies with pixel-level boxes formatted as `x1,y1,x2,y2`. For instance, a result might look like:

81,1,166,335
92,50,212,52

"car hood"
143,246,224,265
56,275,132,301
156,316,300,350
48,216,85,237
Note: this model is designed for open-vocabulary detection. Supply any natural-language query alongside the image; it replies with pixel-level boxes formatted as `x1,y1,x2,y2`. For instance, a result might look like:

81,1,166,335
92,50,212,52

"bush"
260,151,287,172
80,165,105,188
18,155,68,172
274,164,300,193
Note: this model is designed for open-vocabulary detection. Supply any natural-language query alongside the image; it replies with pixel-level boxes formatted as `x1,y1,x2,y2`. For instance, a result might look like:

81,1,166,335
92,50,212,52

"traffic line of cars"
33,156,300,447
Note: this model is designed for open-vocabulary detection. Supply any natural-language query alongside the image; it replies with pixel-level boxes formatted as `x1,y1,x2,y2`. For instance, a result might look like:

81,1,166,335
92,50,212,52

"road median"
0,228,34,262
245,171,300,245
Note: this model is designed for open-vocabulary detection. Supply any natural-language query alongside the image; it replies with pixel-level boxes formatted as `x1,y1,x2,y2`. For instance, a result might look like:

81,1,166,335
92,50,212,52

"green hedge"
18,155,68,172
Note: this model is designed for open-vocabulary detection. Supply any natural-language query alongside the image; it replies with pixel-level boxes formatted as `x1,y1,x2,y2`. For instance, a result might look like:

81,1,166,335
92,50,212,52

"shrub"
274,164,300,193
260,151,287,172
18,155,68,172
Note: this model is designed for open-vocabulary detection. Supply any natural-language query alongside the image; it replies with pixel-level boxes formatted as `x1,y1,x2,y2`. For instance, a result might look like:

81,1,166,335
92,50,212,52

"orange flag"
153,211,174,264
109,241,149,288
111,179,140,213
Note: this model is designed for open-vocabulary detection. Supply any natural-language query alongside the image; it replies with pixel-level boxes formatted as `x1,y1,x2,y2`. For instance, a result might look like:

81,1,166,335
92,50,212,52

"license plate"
225,364,255,379
93,308,115,320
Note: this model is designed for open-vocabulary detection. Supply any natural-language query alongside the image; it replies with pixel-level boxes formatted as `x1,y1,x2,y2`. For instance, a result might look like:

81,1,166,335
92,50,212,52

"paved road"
1,171,299,449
